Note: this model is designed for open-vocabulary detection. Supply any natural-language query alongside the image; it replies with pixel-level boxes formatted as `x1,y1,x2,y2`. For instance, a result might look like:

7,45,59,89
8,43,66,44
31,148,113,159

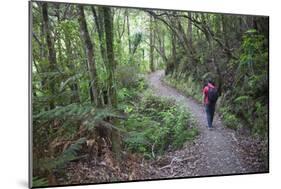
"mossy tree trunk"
149,15,155,72
77,5,101,106
103,7,121,161
42,2,56,110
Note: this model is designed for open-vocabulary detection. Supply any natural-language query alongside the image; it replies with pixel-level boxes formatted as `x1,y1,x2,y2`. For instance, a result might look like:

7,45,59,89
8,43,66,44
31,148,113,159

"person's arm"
202,87,206,105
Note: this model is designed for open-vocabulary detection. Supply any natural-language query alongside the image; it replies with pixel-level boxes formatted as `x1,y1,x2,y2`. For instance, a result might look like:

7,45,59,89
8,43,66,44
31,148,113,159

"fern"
33,103,92,121
37,137,86,172
234,95,250,103
59,74,81,92
32,176,48,187
124,94,198,156
82,107,126,131
55,137,86,167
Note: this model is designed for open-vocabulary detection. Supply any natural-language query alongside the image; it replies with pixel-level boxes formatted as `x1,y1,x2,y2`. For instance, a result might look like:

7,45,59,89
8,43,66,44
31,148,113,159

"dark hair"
207,79,215,86
204,80,208,87
203,78,215,87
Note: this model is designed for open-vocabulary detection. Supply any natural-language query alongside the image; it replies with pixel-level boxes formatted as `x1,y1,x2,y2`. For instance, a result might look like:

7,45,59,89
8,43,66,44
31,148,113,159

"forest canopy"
31,1,269,187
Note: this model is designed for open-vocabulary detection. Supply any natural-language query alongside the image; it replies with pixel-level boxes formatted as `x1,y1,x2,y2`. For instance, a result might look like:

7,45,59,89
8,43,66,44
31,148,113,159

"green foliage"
32,177,48,187
116,64,140,88
131,32,143,53
234,95,250,103
33,137,86,187
224,30,269,136
219,107,241,130
33,102,125,184
172,106,199,148
116,65,148,104
31,2,269,184
34,103,91,121
252,102,268,136
83,107,126,131
123,93,198,158
36,138,86,172
164,74,202,102
238,30,268,88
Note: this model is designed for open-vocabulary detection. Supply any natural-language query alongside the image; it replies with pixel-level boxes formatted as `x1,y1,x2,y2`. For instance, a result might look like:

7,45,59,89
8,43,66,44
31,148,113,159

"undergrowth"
163,74,202,102
32,72,199,185
121,91,198,159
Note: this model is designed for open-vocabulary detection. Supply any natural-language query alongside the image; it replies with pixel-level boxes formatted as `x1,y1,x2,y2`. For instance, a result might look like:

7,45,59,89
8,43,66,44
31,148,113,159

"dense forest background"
31,1,268,187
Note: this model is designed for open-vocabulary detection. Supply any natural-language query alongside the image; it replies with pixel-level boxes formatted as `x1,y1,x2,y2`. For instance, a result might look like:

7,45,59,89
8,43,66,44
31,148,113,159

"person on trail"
203,79,218,130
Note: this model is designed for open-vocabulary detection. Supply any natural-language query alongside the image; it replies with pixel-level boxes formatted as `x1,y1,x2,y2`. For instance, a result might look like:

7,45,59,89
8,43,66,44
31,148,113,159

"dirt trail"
61,70,267,185
147,70,262,178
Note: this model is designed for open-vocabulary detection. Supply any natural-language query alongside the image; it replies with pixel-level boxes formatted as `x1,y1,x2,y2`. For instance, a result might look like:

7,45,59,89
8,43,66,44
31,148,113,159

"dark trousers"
205,103,216,128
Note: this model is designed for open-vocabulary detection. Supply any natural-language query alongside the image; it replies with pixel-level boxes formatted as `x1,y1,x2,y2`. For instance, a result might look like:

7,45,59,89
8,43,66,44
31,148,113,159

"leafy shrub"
219,107,240,130
116,76,147,103
252,102,268,136
116,64,140,88
163,75,202,102
220,30,269,137
123,94,198,158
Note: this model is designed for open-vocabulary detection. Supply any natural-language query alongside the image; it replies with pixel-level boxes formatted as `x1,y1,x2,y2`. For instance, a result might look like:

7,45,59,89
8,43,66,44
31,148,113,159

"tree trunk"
199,14,223,95
42,2,56,110
246,16,254,29
161,29,165,62
103,7,121,161
187,12,196,77
149,15,155,72
221,15,232,62
103,7,117,106
165,28,176,76
126,10,131,54
56,4,63,65
171,29,177,73
92,7,111,106
77,5,100,106
35,5,48,110
188,12,192,46
65,34,80,103
92,7,108,68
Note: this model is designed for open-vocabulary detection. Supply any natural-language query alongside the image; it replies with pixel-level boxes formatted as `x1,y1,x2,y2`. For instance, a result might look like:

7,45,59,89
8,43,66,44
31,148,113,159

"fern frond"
32,176,48,187
38,137,86,171
234,95,250,103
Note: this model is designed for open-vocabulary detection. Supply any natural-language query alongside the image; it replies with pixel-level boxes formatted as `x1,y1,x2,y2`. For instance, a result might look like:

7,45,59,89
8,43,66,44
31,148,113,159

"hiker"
203,79,218,129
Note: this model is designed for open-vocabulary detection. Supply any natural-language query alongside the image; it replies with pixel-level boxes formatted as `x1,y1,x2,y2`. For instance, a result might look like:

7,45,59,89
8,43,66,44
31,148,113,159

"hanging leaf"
234,95,250,103
59,74,80,92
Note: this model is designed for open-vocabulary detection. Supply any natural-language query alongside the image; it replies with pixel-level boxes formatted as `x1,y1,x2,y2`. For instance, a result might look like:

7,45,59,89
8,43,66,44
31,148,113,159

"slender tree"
188,12,192,46
126,10,131,54
149,15,155,72
42,2,57,110
77,5,100,106
103,7,121,160
64,26,80,103
92,7,108,67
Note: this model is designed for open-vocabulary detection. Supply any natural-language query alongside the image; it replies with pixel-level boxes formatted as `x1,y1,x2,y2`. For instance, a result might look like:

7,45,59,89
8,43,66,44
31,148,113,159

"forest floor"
61,70,268,185
146,70,268,178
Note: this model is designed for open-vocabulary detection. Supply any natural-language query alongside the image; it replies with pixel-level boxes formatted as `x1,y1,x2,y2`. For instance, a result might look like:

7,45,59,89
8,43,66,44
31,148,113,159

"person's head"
203,80,208,87
207,79,215,86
